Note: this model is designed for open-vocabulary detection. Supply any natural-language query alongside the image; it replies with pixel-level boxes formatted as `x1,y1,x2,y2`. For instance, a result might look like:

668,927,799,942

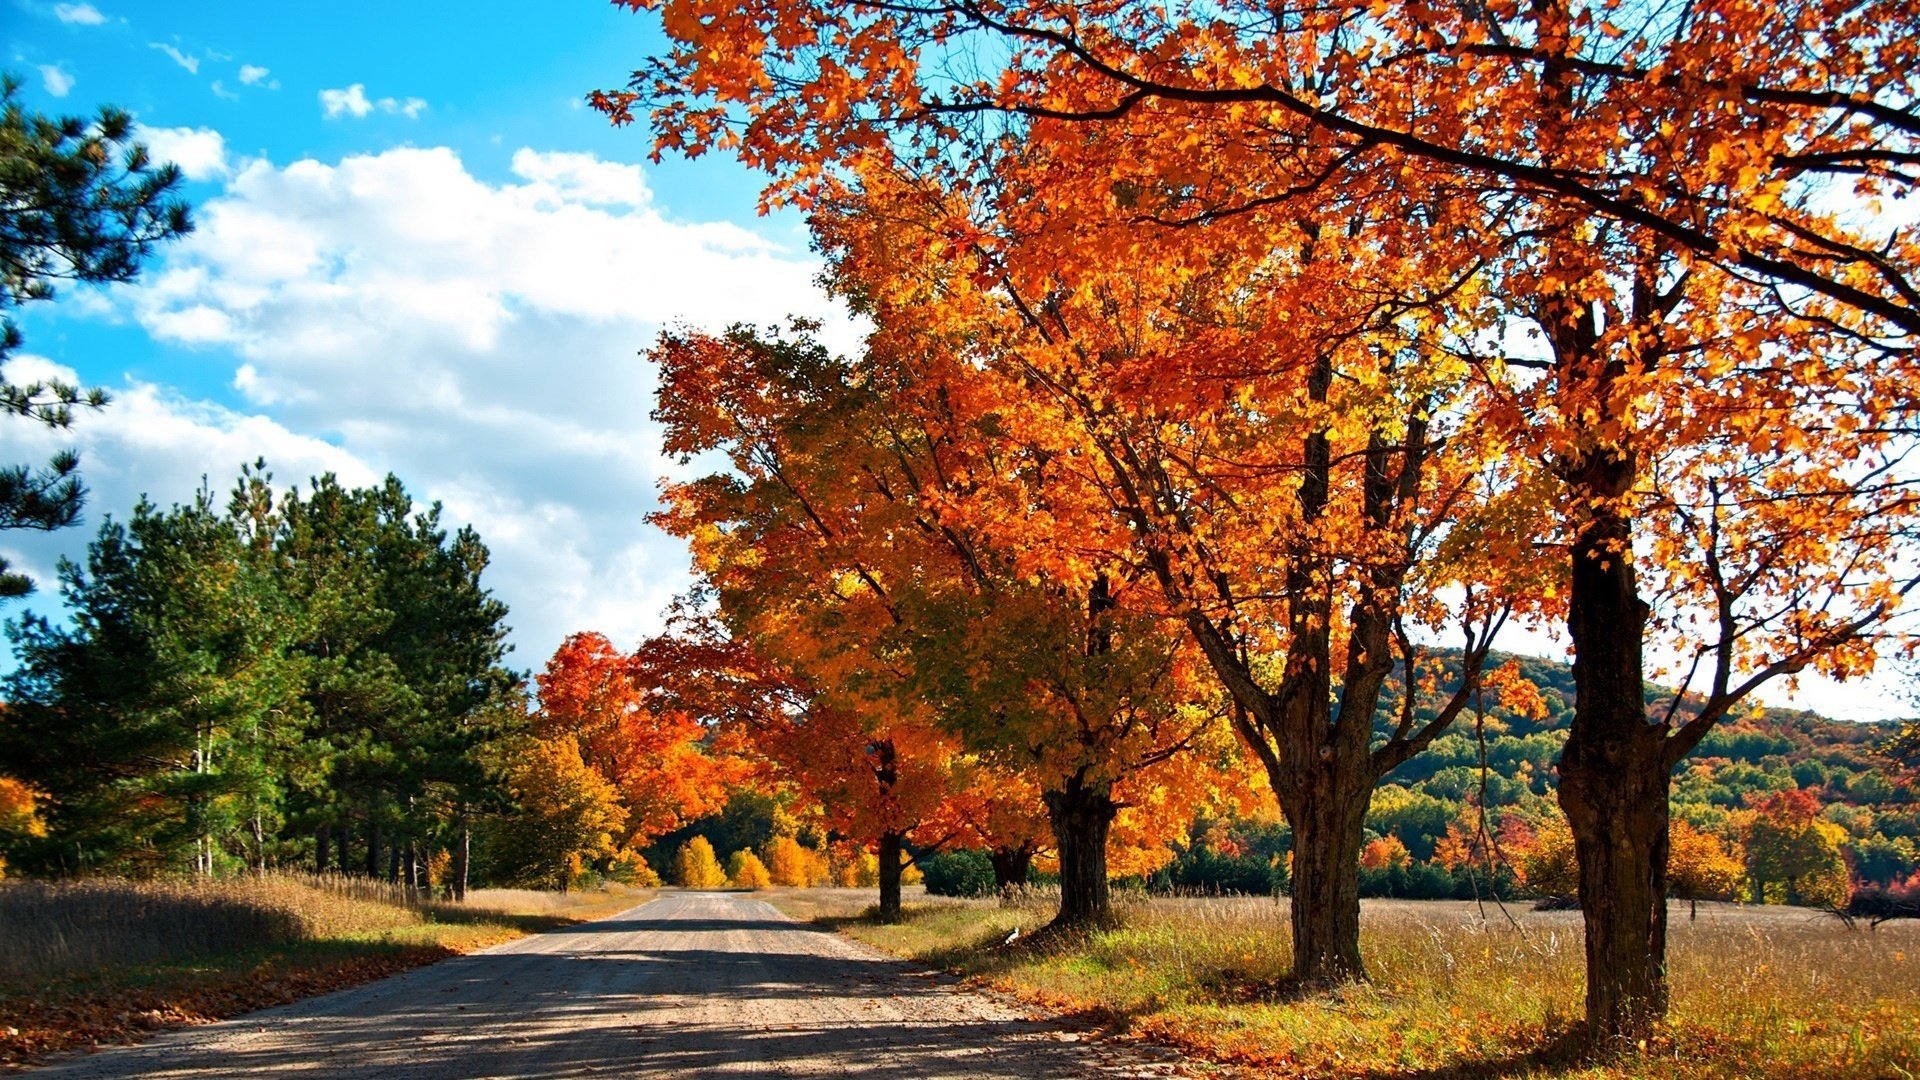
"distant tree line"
0,464,518,896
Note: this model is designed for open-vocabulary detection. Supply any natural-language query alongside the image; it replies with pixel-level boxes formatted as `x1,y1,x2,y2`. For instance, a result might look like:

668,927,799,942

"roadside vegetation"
778,888,1920,1080
0,875,645,1064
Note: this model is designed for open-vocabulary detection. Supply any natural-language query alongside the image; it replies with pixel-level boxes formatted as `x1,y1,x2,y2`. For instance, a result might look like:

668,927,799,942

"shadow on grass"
1341,1025,1600,1080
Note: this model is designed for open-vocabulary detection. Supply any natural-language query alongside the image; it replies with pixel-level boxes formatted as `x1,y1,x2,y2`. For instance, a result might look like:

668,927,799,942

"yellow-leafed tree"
762,835,827,887
1668,820,1745,920
728,849,772,890
0,775,48,878
673,836,727,889
491,738,627,891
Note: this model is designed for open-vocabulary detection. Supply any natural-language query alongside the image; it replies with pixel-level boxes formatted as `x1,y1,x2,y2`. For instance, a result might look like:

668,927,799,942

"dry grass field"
774,888,1920,1079
0,875,647,1065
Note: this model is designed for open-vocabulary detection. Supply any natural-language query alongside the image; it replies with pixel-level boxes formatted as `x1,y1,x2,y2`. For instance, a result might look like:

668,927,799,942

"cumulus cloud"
136,125,228,181
0,353,381,603
52,2,106,25
320,84,427,120
68,141,859,663
238,64,277,89
509,149,650,208
37,63,74,97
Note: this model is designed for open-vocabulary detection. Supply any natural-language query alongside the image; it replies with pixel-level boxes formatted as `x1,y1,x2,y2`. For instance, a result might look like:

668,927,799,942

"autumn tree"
673,835,728,889
727,849,772,889
488,736,626,891
762,834,829,887
1741,789,1852,909
0,774,46,876
536,631,738,847
1667,820,1744,920
606,0,1920,1040
648,325,1251,927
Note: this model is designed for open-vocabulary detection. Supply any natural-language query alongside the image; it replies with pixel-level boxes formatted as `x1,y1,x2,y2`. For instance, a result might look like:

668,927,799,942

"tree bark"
1558,489,1672,1044
1285,780,1371,983
1044,773,1118,929
990,844,1035,892
453,812,470,902
364,819,380,878
876,831,905,923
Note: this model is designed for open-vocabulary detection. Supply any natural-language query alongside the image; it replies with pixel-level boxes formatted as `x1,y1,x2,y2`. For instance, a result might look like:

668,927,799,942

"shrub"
1150,845,1280,895
920,849,996,897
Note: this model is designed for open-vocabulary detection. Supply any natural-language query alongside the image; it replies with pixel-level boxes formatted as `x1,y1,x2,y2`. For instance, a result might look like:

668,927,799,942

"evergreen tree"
0,75,192,596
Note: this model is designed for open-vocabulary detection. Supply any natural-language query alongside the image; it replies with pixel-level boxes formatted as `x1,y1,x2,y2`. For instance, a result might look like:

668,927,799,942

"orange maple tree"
647,323,1255,925
534,631,739,848
603,0,1920,1039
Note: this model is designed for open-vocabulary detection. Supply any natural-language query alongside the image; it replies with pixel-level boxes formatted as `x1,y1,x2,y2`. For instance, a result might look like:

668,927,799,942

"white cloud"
320,83,427,120
63,141,858,666
319,84,371,119
52,3,106,25
37,63,73,97
238,64,277,89
150,42,199,74
136,125,229,181
0,354,382,608
510,149,650,208
210,80,238,101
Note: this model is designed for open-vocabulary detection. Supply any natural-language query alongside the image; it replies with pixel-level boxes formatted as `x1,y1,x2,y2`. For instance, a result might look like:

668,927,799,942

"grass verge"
0,876,647,1066
773,888,1920,1079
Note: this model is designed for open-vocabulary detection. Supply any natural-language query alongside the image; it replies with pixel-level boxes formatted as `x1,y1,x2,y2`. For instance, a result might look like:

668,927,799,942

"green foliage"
0,76,193,597
919,849,996,897
0,464,518,881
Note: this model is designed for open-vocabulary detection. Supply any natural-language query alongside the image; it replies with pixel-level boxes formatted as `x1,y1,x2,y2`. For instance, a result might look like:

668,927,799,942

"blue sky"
1,1,1909,720
3,0,857,676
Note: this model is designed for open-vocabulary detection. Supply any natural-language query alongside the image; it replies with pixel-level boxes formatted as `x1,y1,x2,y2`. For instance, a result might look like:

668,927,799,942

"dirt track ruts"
34,891,1193,1078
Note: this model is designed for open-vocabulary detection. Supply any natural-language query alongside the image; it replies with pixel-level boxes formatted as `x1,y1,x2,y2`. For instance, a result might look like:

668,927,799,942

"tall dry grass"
0,874,634,984
785,888,1920,1078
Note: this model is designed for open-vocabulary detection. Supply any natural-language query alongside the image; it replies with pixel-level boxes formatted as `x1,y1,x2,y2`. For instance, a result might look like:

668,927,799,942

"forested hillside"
1138,652,1917,905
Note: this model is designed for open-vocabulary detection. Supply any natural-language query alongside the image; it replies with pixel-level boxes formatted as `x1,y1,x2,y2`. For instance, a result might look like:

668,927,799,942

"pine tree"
0,76,192,597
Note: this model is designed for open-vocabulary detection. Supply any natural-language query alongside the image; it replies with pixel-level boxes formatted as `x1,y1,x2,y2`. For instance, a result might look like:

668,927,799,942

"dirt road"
36,891,1189,1078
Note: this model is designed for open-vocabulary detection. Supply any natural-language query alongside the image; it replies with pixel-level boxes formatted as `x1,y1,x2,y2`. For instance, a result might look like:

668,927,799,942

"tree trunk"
1558,493,1672,1044
1044,774,1118,929
1285,781,1371,983
403,841,419,894
365,819,380,878
453,813,471,903
316,824,331,876
876,831,905,923
387,841,401,884
990,845,1034,892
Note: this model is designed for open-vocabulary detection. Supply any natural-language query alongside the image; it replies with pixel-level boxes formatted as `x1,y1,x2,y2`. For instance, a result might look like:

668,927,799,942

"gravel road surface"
36,891,1192,1078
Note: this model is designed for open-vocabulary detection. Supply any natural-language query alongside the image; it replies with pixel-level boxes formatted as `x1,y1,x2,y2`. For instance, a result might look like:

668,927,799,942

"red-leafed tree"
535,631,739,848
